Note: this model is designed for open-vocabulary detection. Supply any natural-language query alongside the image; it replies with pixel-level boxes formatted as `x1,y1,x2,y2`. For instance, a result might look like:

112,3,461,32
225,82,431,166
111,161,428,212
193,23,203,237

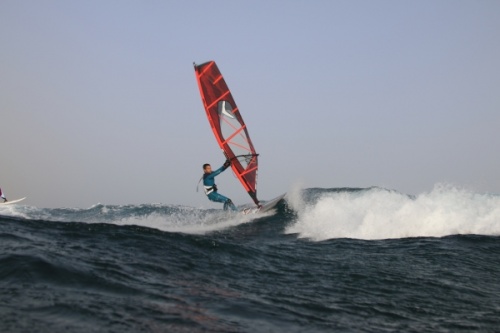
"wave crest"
285,184,500,241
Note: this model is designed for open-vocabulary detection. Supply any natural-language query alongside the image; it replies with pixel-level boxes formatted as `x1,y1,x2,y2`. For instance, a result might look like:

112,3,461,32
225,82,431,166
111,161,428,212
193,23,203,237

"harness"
197,173,219,196
203,184,218,195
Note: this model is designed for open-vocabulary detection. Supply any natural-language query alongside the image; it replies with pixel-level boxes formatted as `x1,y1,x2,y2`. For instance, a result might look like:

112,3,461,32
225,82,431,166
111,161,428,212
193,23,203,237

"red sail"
194,61,259,206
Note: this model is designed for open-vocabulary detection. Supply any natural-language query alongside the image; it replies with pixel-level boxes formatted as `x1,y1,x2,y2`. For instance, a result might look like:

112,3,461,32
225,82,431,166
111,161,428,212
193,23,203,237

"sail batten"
194,61,260,206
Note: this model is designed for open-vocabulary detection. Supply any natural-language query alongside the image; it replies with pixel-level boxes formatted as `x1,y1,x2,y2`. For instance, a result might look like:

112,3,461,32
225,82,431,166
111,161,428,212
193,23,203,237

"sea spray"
286,184,500,240
0,203,273,235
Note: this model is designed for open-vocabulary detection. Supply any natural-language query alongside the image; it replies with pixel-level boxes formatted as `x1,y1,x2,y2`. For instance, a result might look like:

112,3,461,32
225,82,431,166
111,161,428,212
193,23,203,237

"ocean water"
1,186,500,332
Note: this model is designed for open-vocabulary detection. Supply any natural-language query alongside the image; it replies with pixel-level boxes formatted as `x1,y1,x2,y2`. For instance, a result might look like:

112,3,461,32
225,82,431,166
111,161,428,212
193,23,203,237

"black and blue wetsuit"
203,164,237,211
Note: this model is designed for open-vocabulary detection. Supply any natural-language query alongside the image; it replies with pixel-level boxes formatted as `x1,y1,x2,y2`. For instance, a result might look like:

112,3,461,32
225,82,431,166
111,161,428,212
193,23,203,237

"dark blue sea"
1,186,500,332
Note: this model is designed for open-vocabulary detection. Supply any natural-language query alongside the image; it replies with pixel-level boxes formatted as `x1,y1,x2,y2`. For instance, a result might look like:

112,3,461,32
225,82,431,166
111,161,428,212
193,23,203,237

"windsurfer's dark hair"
203,163,210,170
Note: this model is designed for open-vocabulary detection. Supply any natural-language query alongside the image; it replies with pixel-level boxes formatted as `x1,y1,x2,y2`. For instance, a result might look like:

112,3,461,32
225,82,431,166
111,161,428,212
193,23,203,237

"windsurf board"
242,193,286,215
0,197,26,205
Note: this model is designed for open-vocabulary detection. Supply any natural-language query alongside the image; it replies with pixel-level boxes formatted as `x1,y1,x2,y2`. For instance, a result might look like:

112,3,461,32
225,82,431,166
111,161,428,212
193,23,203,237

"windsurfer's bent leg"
207,192,237,211
223,199,237,212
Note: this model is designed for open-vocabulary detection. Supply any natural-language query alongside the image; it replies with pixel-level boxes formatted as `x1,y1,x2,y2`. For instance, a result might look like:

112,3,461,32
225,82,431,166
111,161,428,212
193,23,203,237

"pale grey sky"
1,1,499,208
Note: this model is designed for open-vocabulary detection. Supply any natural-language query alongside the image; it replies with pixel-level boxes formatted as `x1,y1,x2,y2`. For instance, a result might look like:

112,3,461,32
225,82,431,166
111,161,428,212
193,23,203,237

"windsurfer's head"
203,164,212,173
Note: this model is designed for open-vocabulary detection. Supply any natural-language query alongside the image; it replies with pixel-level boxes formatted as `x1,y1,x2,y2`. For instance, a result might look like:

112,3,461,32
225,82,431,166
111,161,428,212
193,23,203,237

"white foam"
113,208,274,234
0,204,33,219
285,184,500,241
0,203,272,235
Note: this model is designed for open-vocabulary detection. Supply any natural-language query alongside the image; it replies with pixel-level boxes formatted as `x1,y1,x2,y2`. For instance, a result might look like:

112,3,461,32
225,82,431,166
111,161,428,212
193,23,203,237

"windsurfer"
202,160,237,211
0,187,7,202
